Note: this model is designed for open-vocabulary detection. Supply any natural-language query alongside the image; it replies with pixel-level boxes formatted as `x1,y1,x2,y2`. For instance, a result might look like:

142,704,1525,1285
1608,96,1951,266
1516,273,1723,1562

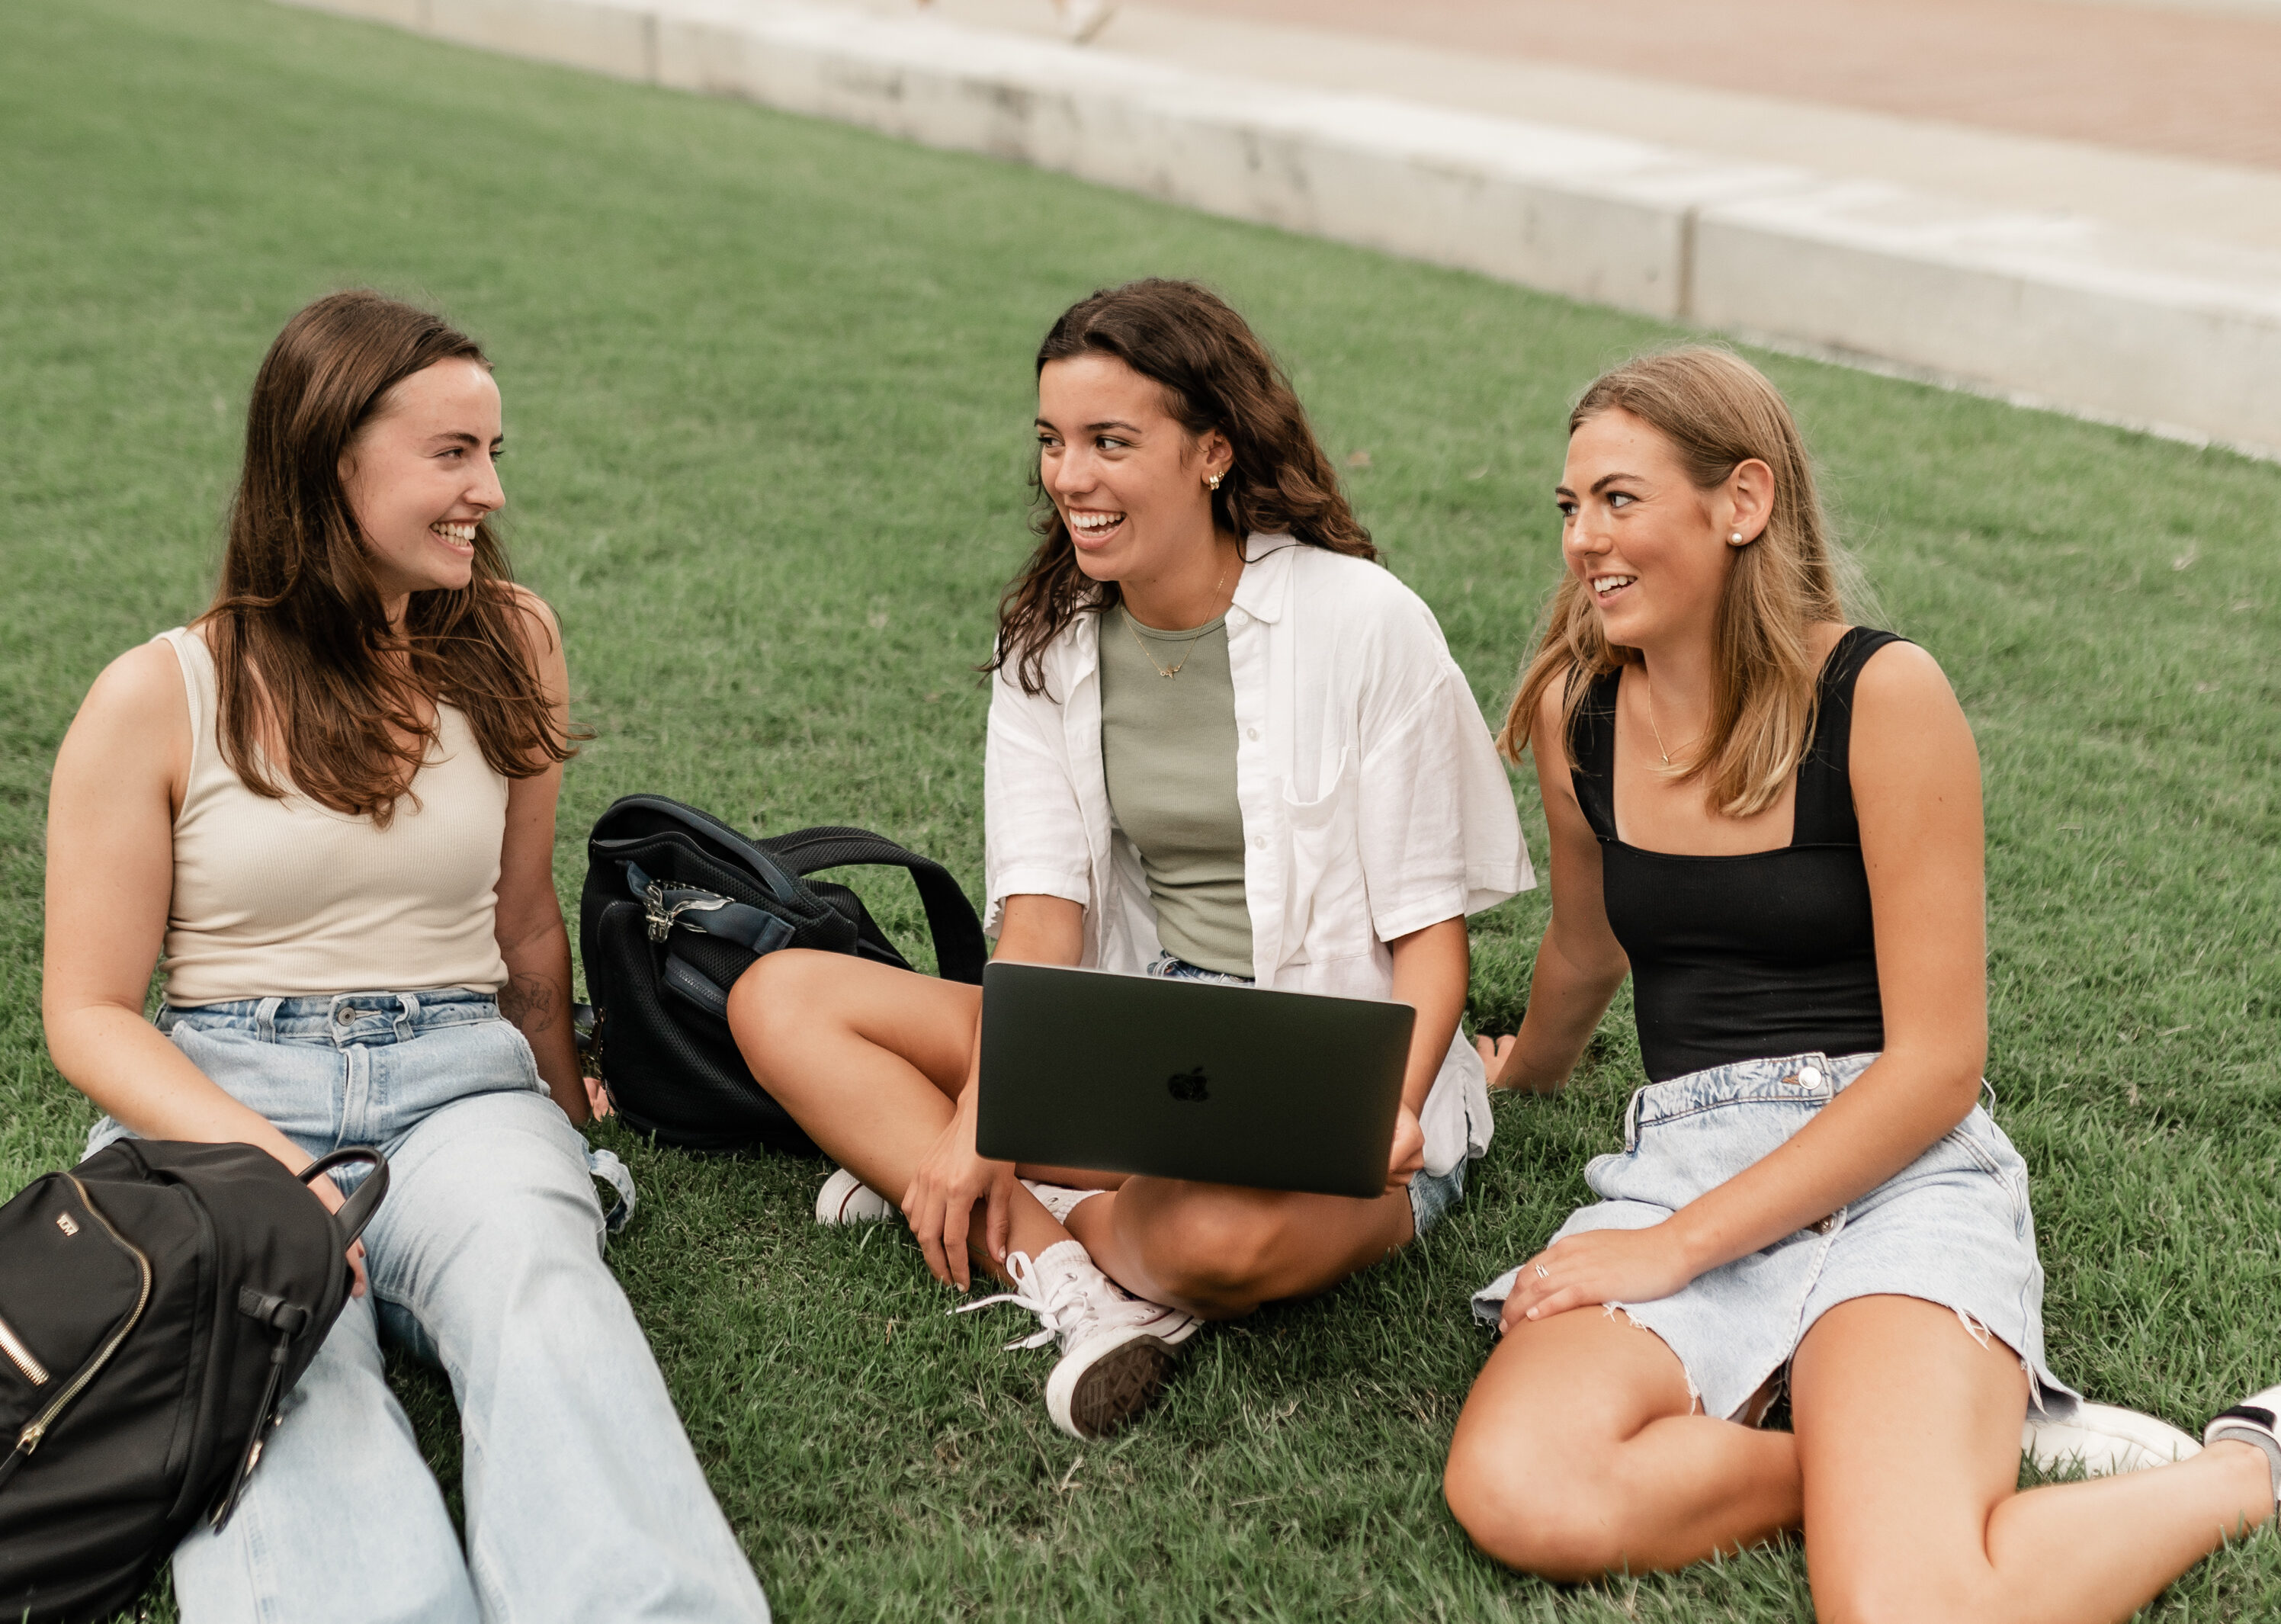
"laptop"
974,962,1415,1201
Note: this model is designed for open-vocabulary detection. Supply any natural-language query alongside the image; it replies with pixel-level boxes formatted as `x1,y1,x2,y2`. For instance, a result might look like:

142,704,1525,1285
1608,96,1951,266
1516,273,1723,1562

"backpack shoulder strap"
758,826,987,984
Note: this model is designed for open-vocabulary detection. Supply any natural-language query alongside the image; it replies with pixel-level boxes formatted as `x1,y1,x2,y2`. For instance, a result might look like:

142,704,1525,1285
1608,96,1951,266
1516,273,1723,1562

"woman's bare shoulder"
79,640,188,730
1849,631,1952,708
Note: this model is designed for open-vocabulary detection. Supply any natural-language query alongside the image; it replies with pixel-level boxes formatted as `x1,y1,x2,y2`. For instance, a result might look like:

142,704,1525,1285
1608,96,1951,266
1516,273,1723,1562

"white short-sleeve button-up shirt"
983,538,1535,1178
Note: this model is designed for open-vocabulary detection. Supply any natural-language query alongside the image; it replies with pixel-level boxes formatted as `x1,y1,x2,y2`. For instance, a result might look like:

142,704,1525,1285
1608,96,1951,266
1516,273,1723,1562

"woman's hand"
1386,1104,1425,1189
903,1106,1017,1291
1473,1033,1516,1089
582,1076,613,1119
300,1164,371,1300
1497,1223,1697,1333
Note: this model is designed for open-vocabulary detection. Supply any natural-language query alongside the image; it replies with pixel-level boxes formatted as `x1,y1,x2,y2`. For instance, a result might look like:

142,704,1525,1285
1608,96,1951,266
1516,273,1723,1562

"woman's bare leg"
1444,1306,1803,1577
1061,1177,1413,1318
1793,1295,2271,1624
727,949,1070,1284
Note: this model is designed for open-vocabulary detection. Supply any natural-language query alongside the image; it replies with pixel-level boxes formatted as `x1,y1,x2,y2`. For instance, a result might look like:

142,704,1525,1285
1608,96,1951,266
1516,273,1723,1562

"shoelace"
950,1250,1090,1352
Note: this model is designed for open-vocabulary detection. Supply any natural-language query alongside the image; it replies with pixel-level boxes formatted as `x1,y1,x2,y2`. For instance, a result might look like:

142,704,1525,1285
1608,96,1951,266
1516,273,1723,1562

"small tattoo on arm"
499,971,559,1035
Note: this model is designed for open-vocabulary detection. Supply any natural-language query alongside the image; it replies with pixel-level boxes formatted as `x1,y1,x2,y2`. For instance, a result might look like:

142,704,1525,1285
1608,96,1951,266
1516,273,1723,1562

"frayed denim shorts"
1474,1051,2077,1423
1144,952,1465,1237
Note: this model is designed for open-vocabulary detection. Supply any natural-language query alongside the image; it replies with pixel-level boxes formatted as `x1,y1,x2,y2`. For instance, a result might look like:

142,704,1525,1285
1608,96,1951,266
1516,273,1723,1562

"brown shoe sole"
1066,1336,1176,1439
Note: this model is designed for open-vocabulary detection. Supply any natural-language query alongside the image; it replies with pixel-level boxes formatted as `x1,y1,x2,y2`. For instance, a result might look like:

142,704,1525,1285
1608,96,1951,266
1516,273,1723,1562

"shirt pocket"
1278,746,1370,968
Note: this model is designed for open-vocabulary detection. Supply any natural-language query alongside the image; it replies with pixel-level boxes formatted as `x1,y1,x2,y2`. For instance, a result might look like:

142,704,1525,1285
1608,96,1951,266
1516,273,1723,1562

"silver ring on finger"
1534,1263,1550,1279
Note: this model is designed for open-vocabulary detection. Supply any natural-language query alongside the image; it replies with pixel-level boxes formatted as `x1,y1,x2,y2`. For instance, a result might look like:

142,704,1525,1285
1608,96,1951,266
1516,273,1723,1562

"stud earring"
1729,530,1744,544
1207,472,1224,491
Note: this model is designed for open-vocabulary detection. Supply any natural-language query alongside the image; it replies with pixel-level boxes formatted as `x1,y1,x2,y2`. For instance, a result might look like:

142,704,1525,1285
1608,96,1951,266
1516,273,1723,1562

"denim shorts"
1473,1051,2077,1423
1144,952,1465,1237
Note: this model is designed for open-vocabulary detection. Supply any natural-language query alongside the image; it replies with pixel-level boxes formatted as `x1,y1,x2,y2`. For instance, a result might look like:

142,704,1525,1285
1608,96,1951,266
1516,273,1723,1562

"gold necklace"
1122,559,1231,679
1639,667,1684,765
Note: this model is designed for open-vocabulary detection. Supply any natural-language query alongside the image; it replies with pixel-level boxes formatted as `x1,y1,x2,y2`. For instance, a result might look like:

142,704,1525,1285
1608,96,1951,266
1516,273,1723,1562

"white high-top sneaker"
954,1240,1199,1439
814,1167,895,1225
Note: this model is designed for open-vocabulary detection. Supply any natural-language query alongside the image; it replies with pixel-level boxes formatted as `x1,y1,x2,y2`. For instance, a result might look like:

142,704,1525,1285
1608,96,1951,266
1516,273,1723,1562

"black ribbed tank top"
1571,627,1904,1083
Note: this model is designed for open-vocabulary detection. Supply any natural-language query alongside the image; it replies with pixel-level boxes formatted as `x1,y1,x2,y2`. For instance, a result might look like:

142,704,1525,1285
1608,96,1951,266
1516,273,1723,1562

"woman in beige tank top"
40,293,768,1623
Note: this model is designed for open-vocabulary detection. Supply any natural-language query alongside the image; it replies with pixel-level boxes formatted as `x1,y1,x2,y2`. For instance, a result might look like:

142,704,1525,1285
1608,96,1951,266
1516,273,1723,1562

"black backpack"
0,1140,387,1624
579,795,987,1156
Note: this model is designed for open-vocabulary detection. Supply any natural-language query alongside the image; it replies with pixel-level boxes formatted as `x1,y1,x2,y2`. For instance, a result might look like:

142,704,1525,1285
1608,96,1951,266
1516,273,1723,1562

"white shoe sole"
2024,1401,2202,1478
815,1167,895,1224
1046,1325,1176,1439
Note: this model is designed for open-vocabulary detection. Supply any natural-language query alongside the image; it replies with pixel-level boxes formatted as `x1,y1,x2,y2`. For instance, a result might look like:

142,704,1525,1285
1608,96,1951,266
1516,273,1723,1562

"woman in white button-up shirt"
732,280,1530,1440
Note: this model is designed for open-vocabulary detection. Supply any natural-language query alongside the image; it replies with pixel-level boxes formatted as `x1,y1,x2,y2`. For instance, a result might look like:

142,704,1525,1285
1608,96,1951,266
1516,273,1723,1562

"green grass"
3,0,2278,1616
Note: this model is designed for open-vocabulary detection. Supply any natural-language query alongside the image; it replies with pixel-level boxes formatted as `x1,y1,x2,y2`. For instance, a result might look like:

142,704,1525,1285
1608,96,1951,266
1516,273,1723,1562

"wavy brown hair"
198,290,570,826
989,279,1377,695
1498,346,1859,818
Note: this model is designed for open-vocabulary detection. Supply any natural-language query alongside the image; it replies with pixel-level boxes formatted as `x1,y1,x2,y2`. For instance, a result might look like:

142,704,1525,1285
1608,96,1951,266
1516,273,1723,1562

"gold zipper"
10,1176,152,1459
0,1311,48,1387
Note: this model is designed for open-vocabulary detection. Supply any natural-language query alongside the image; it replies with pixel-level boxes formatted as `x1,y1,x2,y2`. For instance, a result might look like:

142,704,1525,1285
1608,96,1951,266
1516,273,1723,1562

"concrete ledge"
278,0,2281,455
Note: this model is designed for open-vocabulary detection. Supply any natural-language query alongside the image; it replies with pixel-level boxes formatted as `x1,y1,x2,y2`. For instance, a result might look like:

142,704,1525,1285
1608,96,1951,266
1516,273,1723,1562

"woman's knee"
1129,1189,1286,1314
727,948,846,1071
1443,1423,1636,1581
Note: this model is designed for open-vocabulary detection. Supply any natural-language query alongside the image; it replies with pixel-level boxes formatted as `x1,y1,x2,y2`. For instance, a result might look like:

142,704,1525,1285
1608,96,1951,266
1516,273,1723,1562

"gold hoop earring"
1207,472,1224,491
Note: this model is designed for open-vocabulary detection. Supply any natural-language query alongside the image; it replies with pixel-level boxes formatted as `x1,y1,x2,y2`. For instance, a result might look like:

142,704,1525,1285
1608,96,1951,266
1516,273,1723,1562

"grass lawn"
4,0,2278,1616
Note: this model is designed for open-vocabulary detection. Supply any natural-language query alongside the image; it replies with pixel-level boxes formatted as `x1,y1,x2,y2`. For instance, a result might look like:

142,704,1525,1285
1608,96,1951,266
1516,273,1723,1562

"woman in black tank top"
1440,349,2281,1619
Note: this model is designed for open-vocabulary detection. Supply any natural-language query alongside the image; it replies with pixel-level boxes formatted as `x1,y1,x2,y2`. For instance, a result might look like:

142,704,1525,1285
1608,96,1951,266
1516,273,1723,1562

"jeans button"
1794,1066,1823,1090
334,1006,355,1025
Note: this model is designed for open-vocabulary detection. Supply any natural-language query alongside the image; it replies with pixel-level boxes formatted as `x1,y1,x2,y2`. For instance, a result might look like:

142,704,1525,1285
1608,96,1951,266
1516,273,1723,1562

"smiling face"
1035,352,1230,586
338,358,505,604
1557,407,1770,651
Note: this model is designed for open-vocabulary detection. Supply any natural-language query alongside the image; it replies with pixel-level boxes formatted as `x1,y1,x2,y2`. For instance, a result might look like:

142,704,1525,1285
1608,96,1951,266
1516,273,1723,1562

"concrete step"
281,0,2281,456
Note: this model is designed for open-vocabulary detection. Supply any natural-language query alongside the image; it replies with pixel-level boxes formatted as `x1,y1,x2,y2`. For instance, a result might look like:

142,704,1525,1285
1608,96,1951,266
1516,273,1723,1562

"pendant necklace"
1640,667,1679,765
1124,557,1231,679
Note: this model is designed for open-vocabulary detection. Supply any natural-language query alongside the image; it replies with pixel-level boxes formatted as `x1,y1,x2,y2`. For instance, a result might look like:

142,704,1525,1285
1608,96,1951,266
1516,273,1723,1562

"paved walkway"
1144,0,2281,172
864,0,2281,254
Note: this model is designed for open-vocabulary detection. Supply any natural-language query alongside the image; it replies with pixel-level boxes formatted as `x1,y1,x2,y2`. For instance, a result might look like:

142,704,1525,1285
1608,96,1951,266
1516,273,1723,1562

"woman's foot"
2206,1385,2281,1507
955,1240,1198,1439
2025,1401,2202,1477
815,1166,895,1224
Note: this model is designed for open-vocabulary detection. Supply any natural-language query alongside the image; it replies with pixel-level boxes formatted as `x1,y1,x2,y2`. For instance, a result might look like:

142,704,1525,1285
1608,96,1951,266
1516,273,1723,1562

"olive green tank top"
1097,606,1253,977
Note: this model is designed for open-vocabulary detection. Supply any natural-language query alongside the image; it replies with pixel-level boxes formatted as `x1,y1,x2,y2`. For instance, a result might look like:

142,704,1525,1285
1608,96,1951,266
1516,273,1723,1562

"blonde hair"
1498,346,1859,818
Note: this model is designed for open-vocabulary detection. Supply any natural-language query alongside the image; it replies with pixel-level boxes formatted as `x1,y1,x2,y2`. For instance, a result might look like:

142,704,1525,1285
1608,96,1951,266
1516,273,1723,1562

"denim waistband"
159,989,501,1048
1622,1050,1881,1144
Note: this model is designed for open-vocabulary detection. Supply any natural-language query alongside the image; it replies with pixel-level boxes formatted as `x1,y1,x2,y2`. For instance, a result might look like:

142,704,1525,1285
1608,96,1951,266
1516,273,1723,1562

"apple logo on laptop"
1167,1066,1210,1103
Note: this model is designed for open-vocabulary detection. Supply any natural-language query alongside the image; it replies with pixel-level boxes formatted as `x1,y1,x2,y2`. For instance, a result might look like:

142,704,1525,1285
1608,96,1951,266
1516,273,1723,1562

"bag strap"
759,826,988,984
301,1147,389,1247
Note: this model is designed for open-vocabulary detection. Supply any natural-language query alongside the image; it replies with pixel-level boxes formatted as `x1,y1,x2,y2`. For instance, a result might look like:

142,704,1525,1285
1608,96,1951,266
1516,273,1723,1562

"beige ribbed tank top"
159,627,511,1006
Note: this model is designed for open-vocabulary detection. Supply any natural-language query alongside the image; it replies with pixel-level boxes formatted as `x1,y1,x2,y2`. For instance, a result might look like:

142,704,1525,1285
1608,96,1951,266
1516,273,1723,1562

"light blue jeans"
88,990,770,1624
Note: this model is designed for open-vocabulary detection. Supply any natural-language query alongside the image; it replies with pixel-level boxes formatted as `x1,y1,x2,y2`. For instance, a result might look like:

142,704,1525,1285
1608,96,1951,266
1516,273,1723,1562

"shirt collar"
1230,534,1295,624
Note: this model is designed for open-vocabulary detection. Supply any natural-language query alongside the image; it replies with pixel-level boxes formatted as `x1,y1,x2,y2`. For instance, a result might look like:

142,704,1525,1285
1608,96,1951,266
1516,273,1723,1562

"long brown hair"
989,279,1376,695
200,290,570,824
1499,346,1857,818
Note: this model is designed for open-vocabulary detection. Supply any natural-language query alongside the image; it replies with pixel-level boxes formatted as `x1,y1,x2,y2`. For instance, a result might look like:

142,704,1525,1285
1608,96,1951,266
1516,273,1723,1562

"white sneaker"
2206,1384,2281,1507
1060,0,1115,44
1022,1178,1107,1224
952,1239,1198,1439
2025,1401,2202,1478
815,1167,895,1224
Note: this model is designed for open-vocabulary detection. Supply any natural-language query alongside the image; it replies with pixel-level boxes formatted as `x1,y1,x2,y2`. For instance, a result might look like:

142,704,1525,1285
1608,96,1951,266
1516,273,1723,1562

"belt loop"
1622,1086,1644,1153
256,997,283,1043
393,993,419,1045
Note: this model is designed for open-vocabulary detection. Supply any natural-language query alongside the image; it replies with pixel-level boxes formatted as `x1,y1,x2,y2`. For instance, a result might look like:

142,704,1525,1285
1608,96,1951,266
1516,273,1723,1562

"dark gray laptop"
974,962,1415,1201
